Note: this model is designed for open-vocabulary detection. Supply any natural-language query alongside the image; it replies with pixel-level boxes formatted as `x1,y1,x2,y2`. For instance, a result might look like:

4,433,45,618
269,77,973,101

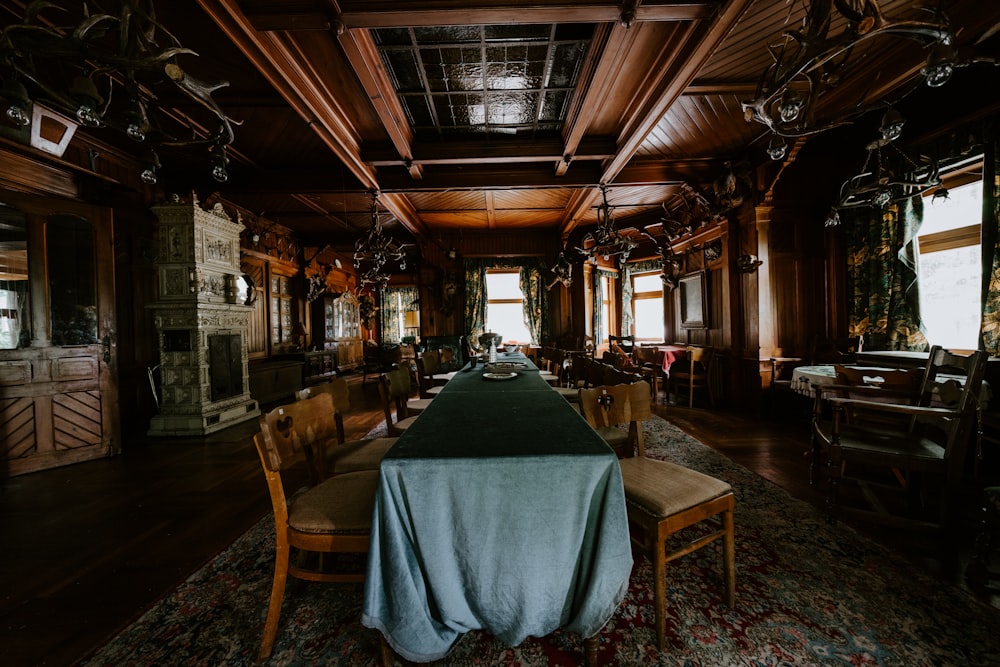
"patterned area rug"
84,417,1000,666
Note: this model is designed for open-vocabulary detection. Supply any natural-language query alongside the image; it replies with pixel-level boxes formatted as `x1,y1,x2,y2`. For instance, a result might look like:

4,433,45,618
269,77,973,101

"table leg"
584,635,599,666
379,635,394,666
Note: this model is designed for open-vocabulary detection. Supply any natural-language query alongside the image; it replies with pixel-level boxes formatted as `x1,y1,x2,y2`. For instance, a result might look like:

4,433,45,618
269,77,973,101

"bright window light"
916,180,982,350
485,271,531,343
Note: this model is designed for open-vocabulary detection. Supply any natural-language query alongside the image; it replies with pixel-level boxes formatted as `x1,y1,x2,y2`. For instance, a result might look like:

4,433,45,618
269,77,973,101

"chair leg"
584,635,599,667
722,504,736,607
653,529,668,651
259,544,291,661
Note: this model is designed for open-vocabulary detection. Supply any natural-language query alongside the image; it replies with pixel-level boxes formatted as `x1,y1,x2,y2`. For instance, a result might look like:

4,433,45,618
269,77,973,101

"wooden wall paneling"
241,257,268,358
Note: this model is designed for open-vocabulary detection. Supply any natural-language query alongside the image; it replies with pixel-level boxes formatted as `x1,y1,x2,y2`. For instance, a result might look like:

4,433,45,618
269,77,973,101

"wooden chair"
417,349,457,391
617,456,736,651
635,345,665,400
379,366,423,436
578,381,651,458
291,383,398,475
414,353,447,399
809,362,926,486
823,347,987,544
252,429,378,661
667,345,715,408
295,376,352,442
810,334,862,365
608,334,635,359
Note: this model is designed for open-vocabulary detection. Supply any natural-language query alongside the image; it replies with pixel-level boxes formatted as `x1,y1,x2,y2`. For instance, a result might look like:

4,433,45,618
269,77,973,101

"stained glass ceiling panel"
373,23,594,138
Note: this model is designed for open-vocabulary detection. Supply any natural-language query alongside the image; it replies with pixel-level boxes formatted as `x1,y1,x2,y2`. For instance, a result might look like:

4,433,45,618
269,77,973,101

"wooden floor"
2,374,998,666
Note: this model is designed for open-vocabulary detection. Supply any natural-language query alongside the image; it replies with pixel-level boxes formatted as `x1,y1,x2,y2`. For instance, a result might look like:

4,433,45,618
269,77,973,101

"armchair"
821,347,987,545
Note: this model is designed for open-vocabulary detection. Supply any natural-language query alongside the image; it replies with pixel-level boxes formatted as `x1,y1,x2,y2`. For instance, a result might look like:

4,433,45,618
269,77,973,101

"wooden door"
0,190,119,476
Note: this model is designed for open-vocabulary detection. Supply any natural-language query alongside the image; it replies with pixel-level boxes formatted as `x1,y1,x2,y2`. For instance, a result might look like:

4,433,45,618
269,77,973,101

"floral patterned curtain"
464,257,548,346
980,142,1000,353
519,267,545,344
622,260,661,337
592,270,604,345
843,196,927,351
592,267,617,345
380,286,419,343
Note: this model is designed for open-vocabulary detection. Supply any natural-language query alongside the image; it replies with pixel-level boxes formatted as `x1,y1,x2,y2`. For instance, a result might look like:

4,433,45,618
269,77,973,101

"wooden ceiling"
52,1,1000,253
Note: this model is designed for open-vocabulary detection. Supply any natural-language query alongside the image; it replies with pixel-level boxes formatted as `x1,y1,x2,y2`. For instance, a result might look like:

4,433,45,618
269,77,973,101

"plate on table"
485,361,528,372
483,371,518,381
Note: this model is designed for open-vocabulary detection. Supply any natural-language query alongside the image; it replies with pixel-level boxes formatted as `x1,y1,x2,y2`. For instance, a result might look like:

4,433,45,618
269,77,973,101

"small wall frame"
677,270,708,330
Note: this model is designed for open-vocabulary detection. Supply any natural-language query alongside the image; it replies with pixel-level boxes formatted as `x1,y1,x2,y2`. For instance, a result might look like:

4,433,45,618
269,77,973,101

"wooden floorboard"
0,375,996,666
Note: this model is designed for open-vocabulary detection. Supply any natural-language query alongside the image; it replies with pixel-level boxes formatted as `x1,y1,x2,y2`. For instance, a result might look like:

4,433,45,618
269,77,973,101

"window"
485,271,531,343
631,272,664,341
915,167,983,350
0,204,29,349
600,274,615,344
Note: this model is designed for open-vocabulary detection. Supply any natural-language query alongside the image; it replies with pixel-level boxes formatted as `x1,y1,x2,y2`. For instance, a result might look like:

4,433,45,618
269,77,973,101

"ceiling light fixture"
574,184,637,266
743,1,958,158
0,1,235,181
353,190,409,290
825,120,941,226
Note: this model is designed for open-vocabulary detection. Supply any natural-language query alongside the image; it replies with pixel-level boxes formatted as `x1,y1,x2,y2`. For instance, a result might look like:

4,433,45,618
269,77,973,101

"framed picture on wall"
678,271,708,330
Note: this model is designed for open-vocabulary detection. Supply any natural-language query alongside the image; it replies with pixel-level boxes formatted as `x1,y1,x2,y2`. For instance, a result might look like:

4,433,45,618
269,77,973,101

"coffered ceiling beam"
336,26,423,180
375,163,607,192
556,22,632,177
559,0,756,237
362,137,618,166
201,0,429,238
239,1,719,31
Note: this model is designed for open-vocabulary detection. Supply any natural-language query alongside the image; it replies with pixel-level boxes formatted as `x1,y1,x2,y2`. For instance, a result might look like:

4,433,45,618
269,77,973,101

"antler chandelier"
574,184,637,265
742,0,956,161
353,190,408,290
0,1,235,184
824,108,941,226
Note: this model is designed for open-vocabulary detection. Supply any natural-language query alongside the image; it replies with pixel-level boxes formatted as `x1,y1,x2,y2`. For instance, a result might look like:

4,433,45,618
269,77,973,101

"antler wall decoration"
0,0,237,183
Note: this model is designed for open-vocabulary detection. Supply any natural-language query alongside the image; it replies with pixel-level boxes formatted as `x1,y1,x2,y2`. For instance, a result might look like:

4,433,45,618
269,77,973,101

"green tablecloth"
361,354,633,661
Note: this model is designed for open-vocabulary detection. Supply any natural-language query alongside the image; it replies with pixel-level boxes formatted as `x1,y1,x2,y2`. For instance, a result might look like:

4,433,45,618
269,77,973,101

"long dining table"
361,352,633,663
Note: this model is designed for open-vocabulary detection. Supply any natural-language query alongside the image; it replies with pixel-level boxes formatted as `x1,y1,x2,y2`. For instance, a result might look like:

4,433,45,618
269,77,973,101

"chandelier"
353,190,408,289
574,184,637,265
0,1,235,184
824,109,941,226
742,0,956,161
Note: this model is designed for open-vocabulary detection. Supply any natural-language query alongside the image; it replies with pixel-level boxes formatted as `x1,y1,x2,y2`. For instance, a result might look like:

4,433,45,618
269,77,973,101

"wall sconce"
738,254,763,273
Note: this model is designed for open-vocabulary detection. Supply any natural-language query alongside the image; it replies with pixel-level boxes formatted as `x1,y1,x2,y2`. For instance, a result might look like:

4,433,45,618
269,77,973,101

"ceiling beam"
362,136,618,166
336,26,423,180
559,0,756,237
239,1,719,31
556,22,632,177
201,0,430,238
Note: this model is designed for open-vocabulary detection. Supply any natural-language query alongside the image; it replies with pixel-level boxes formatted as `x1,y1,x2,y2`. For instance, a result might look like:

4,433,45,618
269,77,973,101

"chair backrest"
253,432,292,525
675,345,713,379
295,377,350,442
833,364,924,395
579,381,652,456
259,393,337,480
379,366,413,424
810,335,861,365
635,346,663,367
295,377,350,413
420,349,441,374
609,334,635,353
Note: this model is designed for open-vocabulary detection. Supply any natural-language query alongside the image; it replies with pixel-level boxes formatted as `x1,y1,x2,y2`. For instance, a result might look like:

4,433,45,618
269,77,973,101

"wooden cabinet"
307,292,363,375
311,295,337,350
